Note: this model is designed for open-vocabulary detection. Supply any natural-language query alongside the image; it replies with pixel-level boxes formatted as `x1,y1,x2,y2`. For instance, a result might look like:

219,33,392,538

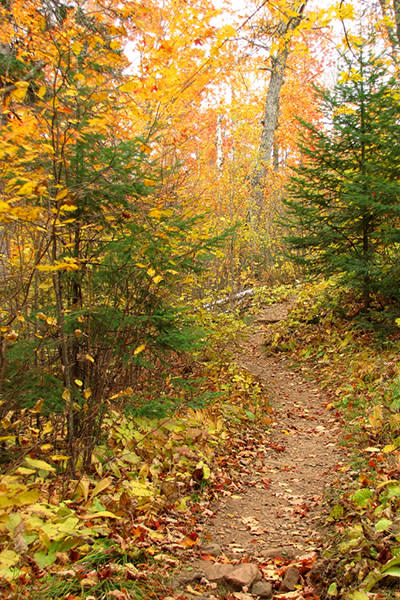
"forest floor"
168,302,347,600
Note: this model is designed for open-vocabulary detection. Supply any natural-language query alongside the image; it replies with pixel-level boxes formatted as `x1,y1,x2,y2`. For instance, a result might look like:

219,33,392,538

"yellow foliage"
10,81,29,102
134,343,146,355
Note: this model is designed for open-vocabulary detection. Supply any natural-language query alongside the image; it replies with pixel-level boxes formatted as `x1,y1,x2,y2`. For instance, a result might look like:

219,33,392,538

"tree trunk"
250,47,289,219
249,1,308,222
215,114,224,175
395,0,400,45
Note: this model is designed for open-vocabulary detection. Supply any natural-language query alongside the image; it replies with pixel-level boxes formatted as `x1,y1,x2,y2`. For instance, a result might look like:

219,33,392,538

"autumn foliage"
1,0,400,597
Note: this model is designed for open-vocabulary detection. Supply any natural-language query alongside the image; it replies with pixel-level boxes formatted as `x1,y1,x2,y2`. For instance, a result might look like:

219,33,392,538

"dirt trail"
171,303,345,599
202,303,345,560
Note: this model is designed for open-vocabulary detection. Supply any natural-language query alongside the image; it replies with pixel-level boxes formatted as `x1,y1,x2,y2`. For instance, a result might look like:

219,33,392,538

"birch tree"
249,0,309,221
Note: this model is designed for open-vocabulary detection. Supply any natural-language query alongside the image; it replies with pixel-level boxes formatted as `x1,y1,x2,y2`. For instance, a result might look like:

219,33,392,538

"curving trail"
203,302,345,560
171,303,345,599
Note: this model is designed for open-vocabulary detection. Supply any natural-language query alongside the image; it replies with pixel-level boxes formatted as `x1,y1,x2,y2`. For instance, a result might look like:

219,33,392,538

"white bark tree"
249,1,308,220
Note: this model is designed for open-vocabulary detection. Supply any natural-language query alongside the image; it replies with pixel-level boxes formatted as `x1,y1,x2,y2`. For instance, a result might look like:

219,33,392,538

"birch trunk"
250,47,289,218
215,114,224,175
249,1,308,222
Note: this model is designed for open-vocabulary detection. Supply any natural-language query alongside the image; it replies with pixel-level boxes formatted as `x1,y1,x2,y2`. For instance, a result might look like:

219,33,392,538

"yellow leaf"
336,2,355,19
91,476,113,498
84,388,92,400
135,263,147,268
25,457,56,472
148,530,164,540
176,496,190,511
30,398,44,414
42,421,53,435
0,550,19,569
15,489,40,505
62,389,71,402
74,379,83,387
110,40,120,50
40,443,53,452
16,181,37,197
368,405,384,430
11,81,29,102
72,40,83,55
50,454,70,461
55,189,69,202
37,85,46,99
15,467,35,475
60,204,77,212
219,24,236,39
85,354,95,363
383,444,397,454
129,480,153,497
134,344,146,355
78,476,90,502
152,275,163,284
147,267,155,277
149,208,162,219
120,80,137,93
81,511,121,519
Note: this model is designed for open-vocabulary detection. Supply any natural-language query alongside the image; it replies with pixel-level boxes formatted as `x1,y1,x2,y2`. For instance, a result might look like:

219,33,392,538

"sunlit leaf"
384,566,400,577
25,457,56,472
91,477,113,498
81,511,121,519
50,454,70,461
375,518,392,532
134,344,146,355
129,480,153,497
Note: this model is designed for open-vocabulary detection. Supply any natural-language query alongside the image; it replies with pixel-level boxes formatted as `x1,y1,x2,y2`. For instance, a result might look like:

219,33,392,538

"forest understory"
2,284,400,600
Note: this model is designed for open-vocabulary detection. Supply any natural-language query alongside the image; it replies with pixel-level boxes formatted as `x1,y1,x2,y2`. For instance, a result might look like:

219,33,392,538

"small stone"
279,566,301,592
261,547,295,560
200,542,222,557
170,568,205,589
195,561,235,582
308,558,329,589
225,563,262,590
250,579,273,598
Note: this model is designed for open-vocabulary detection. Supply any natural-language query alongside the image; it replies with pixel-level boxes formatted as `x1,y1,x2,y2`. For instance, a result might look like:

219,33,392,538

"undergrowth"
0,306,269,599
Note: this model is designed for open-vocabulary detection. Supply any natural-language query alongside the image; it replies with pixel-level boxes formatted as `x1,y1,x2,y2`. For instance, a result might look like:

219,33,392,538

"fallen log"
202,288,255,310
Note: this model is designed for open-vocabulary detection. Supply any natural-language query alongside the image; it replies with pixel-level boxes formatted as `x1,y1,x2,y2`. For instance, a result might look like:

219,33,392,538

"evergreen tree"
282,44,400,306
